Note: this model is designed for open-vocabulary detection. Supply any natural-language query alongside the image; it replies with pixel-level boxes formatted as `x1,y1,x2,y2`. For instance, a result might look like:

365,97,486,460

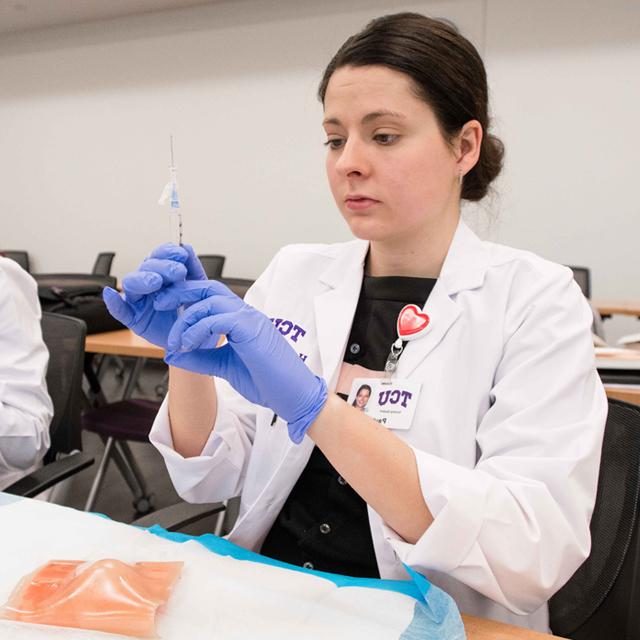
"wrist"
286,376,328,444
306,393,342,443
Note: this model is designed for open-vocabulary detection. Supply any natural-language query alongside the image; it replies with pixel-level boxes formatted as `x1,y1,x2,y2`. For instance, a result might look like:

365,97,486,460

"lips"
344,195,380,211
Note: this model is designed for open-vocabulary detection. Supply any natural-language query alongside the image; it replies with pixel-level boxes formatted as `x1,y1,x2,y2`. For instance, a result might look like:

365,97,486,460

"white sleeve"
0,259,53,475
149,378,258,503
148,250,284,503
383,267,607,614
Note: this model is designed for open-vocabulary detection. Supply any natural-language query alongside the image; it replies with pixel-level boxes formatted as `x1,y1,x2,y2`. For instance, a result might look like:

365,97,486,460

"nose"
334,137,370,178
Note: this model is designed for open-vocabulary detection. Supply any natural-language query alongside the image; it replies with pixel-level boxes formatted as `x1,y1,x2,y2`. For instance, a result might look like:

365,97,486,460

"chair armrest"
131,501,225,532
4,452,94,498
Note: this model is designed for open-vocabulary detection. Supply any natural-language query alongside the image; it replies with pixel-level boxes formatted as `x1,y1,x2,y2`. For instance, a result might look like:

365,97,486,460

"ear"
453,120,483,178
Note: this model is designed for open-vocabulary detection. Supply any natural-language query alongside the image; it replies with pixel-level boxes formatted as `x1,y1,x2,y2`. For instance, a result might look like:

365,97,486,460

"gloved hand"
103,243,207,349
156,280,328,444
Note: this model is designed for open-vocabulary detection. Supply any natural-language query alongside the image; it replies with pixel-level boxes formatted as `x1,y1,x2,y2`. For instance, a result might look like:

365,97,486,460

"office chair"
589,301,606,342
549,398,640,640
220,277,254,299
5,313,94,498
0,250,30,272
132,501,227,534
567,266,592,300
82,393,160,516
92,252,115,276
564,266,604,338
198,254,226,280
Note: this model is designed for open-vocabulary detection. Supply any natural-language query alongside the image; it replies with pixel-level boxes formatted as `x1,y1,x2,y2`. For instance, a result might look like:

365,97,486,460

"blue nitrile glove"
156,280,328,444
102,243,207,349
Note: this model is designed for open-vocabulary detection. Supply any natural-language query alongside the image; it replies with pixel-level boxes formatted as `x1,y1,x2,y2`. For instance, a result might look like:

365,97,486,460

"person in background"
104,13,607,632
0,256,53,490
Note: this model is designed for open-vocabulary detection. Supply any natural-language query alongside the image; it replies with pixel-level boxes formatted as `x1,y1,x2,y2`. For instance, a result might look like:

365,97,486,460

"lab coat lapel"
396,220,489,378
237,243,368,537
313,240,369,389
396,281,460,378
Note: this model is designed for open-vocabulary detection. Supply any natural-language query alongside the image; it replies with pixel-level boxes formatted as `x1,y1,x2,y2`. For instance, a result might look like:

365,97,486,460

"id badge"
347,377,422,430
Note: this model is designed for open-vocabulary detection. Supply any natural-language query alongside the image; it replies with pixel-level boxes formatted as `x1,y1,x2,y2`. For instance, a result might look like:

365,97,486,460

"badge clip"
384,305,431,378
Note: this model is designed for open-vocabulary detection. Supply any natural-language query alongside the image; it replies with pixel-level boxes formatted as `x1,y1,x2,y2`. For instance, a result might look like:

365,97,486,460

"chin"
343,216,389,242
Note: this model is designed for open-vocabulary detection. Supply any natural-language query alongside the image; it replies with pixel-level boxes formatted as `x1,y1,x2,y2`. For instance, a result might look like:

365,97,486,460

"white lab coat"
150,220,607,632
0,257,53,490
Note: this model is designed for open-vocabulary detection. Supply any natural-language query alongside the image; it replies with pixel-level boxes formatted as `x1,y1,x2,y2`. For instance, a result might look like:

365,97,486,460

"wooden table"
605,385,640,405
85,329,164,359
595,301,640,318
84,329,164,408
595,348,640,369
595,348,640,387
463,615,564,639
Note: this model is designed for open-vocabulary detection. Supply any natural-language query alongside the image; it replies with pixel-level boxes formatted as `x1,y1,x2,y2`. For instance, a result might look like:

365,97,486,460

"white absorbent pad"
0,496,465,640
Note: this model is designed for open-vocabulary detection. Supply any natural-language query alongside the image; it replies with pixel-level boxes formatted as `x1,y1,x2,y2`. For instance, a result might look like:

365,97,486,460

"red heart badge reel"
397,304,431,341
384,304,431,376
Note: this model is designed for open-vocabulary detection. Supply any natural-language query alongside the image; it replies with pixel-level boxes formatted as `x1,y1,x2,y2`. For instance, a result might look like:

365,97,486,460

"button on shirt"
260,273,436,577
0,257,52,490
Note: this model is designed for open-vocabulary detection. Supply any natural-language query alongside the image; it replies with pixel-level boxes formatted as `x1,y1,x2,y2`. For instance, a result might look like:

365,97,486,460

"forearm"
167,366,218,458
307,394,433,544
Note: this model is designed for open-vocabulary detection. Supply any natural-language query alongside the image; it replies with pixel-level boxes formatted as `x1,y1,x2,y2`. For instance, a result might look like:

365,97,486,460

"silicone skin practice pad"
0,559,183,637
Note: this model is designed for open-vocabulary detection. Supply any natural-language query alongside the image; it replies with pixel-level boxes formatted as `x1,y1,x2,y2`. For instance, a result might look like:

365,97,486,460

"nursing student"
0,256,53,490
104,13,607,632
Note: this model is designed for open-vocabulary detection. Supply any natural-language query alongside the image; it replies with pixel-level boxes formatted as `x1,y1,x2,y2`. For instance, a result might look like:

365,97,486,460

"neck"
366,213,460,278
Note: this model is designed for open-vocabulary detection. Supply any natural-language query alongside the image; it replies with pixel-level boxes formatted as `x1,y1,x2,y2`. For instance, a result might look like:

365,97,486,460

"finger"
148,243,190,263
181,244,208,281
179,316,227,351
122,271,163,302
166,296,243,351
148,243,208,281
103,287,135,326
154,280,236,311
168,311,242,352
139,258,187,284
164,343,234,378
123,259,188,301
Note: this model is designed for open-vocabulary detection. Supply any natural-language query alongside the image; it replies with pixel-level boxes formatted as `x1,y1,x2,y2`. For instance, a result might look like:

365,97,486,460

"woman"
104,13,607,631
352,384,371,411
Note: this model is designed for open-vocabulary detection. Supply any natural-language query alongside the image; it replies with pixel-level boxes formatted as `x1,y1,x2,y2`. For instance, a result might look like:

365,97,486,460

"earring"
458,171,464,186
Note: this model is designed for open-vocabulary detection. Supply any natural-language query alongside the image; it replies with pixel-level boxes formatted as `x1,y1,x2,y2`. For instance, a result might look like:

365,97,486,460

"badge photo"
347,377,422,430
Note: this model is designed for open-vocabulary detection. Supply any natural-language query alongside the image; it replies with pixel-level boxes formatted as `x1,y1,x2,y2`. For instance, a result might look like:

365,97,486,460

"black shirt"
260,274,437,577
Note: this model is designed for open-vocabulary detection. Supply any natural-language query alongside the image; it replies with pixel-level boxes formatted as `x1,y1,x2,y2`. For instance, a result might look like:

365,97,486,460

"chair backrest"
34,273,117,290
1,250,30,272
220,277,254,299
198,254,226,280
40,312,87,463
588,301,606,341
92,252,115,275
549,398,640,639
567,266,591,299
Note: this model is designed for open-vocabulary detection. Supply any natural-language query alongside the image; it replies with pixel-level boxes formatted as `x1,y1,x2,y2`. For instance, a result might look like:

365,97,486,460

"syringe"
158,135,184,246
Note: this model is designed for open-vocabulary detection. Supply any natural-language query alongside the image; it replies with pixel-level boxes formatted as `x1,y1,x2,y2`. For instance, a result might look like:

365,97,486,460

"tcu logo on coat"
378,389,413,408
270,317,308,361
270,317,307,342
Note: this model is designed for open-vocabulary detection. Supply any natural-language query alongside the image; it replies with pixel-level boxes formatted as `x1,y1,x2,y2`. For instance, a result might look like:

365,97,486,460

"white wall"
481,0,640,341
1,0,638,340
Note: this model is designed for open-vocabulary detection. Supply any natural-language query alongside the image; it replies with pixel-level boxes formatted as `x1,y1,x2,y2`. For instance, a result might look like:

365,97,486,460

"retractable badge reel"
347,304,429,430
384,304,431,377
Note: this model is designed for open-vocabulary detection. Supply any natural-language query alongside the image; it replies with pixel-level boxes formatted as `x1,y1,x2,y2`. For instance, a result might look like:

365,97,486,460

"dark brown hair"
318,13,504,202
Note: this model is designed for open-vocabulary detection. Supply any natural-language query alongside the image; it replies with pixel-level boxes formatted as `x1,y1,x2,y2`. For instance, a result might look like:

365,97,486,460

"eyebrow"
322,110,407,127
